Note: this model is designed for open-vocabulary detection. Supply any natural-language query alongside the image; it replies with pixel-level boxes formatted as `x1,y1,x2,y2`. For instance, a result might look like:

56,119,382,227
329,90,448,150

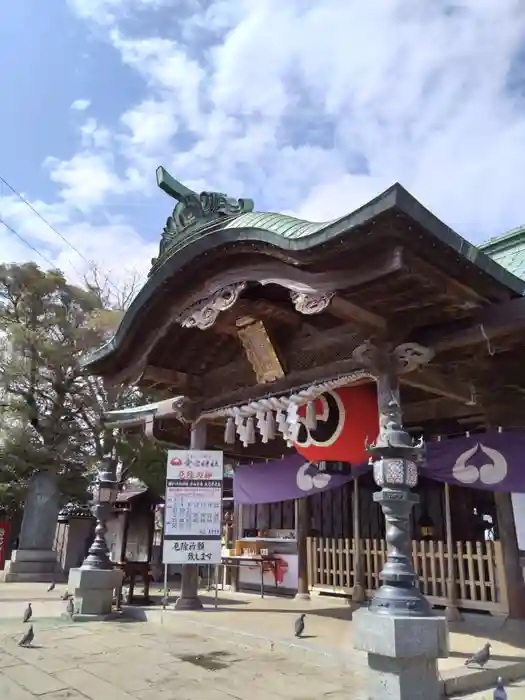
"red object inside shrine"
294,384,379,464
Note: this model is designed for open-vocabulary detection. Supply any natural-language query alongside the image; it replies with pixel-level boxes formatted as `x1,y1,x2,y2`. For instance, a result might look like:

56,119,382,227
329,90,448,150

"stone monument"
3,471,62,582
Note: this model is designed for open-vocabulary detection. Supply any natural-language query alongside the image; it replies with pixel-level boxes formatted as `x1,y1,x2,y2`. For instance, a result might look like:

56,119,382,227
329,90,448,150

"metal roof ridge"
480,224,525,251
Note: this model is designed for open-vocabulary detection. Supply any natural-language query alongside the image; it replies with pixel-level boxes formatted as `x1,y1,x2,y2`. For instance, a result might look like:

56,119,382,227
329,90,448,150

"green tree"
0,263,110,516
82,268,172,498
0,262,169,524
116,434,170,498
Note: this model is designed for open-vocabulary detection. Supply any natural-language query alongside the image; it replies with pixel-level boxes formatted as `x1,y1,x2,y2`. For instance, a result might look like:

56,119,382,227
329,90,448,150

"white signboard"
162,449,223,565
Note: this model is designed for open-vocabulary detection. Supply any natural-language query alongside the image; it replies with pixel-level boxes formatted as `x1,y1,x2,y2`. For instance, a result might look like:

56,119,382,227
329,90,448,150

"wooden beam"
292,322,368,349
151,419,289,460
141,366,200,392
220,298,309,332
400,368,474,404
420,296,525,353
198,356,373,412
192,247,406,301
404,252,487,306
403,397,483,424
328,295,387,332
216,285,386,334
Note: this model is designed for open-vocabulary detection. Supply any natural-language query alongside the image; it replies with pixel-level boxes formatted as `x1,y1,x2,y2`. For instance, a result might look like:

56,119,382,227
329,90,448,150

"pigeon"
294,613,306,638
66,597,74,618
493,677,507,700
47,581,55,592
18,625,34,647
60,590,70,601
465,642,491,667
22,603,32,623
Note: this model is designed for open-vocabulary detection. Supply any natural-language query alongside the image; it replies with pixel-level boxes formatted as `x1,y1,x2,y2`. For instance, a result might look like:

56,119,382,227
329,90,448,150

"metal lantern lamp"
81,460,120,571
367,399,432,617
372,457,418,489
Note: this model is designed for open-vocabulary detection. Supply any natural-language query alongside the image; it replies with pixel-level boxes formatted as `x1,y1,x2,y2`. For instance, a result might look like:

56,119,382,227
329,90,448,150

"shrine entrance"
85,168,525,621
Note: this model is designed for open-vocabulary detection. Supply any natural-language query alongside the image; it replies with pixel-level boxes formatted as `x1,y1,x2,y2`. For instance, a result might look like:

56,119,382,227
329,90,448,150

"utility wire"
0,175,123,297
0,213,59,271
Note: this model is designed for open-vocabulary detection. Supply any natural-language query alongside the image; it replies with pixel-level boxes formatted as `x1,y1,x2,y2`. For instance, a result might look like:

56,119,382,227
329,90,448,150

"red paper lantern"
294,384,379,464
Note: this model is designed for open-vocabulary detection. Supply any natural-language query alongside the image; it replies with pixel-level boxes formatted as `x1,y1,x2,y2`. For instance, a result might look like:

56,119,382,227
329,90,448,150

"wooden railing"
307,537,509,616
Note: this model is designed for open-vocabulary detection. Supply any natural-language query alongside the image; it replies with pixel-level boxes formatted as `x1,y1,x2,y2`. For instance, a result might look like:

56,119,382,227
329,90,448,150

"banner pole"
444,482,462,622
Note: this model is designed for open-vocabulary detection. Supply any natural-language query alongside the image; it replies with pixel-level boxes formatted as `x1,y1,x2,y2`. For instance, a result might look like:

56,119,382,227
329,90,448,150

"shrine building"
84,168,525,619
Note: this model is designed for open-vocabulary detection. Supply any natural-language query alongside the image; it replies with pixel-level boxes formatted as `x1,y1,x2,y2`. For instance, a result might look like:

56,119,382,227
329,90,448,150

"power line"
0,213,60,271
0,175,123,297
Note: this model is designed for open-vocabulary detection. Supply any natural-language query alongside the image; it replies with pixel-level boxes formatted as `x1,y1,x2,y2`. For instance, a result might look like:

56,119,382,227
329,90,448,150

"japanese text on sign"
162,450,224,565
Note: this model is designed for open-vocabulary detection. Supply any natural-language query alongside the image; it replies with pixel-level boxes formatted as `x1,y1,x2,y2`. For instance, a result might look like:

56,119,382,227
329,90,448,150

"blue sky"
1,0,525,292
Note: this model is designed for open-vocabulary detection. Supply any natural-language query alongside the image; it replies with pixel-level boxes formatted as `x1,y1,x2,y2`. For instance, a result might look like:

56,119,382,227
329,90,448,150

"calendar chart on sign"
162,450,224,564
164,483,222,537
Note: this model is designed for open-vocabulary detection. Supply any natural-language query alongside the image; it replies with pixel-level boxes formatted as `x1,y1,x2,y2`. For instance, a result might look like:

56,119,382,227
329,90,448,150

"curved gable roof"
83,181,525,373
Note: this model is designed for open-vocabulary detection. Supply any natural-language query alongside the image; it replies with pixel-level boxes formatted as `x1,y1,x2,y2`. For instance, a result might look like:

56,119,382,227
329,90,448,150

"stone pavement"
1,582,525,698
132,585,525,697
0,612,367,699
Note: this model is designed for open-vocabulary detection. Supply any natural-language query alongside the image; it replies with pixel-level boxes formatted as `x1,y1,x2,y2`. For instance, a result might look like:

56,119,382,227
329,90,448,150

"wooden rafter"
327,295,387,331
403,252,488,306
400,367,474,404
140,366,201,392
422,296,525,353
403,397,483,424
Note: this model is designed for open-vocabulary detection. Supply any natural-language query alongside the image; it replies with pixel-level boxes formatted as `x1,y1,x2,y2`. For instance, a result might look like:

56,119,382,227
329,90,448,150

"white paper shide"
162,450,223,564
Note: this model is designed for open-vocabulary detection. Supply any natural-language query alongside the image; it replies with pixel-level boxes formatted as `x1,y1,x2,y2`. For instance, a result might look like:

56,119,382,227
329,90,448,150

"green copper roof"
150,166,340,273
83,181,525,374
223,211,329,239
480,225,525,281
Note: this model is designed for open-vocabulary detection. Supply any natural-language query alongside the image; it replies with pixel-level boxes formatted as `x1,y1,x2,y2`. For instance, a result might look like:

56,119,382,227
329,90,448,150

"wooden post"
484,418,525,618
494,491,525,618
294,497,310,600
120,510,130,563
352,476,365,603
444,483,462,622
235,503,244,542
174,421,206,611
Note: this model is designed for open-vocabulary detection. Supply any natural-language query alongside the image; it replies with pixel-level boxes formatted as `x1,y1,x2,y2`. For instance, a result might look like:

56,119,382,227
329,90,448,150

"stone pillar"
294,497,310,600
353,363,449,700
3,471,61,582
174,422,206,611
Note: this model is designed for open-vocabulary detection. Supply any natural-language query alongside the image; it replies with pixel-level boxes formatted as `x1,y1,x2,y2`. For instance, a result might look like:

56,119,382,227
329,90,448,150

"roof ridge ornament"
150,166,255,274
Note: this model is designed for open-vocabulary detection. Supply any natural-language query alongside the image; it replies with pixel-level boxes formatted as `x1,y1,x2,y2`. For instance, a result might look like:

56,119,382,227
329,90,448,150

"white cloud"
3,0,525,307
0,193,157,292
71,98,91,112
74,0,525,241
43,152,121,211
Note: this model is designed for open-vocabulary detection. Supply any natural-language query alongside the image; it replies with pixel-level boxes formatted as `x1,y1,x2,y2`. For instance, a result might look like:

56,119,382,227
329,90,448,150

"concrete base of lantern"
68,567,124,617
353,609,449,700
